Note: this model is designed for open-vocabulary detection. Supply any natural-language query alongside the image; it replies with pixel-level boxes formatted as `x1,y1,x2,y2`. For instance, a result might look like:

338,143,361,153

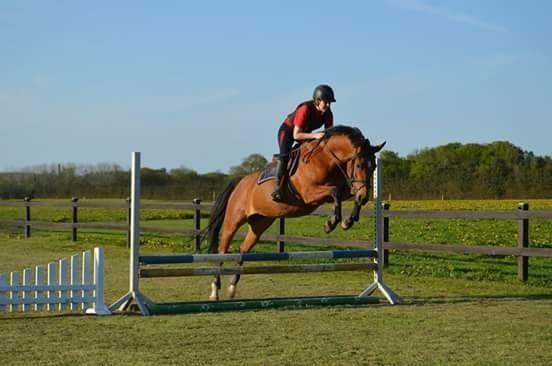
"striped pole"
140,249,377,265
140,262,377,278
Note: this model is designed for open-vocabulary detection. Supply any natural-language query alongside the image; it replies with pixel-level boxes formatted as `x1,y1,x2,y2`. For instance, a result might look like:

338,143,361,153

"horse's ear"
370,141,386,153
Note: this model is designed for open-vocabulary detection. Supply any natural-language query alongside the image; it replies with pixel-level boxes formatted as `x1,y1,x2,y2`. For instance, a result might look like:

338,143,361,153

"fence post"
383,203,390,266
193,198,202,252
277,218,285,252
126,197,131,249
517,202,529,282
24,196,32,238
71,197,79,242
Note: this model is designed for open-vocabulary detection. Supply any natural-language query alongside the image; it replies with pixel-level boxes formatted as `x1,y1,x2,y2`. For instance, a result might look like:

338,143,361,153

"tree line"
0,142,550,200
382,141,551,199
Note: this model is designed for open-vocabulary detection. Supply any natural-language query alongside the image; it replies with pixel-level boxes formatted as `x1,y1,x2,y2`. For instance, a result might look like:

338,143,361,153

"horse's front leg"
324,189,342,234
342,201,362,230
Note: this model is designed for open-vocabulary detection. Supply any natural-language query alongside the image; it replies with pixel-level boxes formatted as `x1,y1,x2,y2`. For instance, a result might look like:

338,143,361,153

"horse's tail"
207,176,243,253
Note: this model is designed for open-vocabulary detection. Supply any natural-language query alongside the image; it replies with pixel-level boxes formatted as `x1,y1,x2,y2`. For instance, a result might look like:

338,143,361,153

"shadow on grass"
0,304,381,319
406,293,552,305
0,312,101,321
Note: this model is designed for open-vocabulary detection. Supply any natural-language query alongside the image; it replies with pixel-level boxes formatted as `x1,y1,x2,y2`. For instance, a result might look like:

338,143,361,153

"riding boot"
271,156,287,202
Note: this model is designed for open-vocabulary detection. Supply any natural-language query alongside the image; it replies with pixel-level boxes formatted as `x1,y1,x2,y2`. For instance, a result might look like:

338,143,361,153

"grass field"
1,199,551,365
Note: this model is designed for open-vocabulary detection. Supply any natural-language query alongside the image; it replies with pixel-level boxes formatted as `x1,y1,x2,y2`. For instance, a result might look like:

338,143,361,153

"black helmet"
313,84,336,102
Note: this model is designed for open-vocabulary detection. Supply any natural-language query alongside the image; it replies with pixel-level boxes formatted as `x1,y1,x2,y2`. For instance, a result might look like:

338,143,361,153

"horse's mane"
322,125,368,147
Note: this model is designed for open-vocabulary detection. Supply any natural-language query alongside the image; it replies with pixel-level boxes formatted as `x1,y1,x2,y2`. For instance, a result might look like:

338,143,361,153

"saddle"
257,145,301,185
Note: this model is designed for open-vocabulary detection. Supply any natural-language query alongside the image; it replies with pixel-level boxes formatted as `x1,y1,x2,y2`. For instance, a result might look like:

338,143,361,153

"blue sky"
1,0,551,172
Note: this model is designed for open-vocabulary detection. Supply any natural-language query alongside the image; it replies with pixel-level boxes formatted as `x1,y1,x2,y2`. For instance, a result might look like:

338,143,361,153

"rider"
272,84,335,202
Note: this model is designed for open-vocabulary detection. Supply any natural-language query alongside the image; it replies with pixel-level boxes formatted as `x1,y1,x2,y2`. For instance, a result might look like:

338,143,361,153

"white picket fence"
0,247,110,315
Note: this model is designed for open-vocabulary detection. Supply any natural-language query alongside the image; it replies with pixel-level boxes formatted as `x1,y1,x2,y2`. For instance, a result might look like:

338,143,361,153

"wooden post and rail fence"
0,198,551,282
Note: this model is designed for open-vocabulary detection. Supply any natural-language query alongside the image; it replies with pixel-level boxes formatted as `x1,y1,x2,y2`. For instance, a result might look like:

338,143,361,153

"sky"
1,0,551,173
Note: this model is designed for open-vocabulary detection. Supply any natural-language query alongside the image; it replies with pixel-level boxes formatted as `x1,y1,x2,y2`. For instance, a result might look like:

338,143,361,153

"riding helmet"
312,84,336,102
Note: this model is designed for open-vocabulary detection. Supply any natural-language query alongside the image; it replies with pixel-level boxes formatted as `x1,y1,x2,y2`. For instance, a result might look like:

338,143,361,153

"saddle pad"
257,148,301,185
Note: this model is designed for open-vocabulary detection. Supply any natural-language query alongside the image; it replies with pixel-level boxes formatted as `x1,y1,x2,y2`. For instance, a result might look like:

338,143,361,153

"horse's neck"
323,136,355,161
297,136,354,180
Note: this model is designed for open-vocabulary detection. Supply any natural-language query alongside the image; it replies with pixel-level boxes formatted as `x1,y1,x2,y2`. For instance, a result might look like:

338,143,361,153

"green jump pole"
147,295,379,315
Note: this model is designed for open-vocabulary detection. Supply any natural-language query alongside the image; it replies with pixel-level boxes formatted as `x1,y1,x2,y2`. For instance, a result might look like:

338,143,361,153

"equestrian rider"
272,84,335,202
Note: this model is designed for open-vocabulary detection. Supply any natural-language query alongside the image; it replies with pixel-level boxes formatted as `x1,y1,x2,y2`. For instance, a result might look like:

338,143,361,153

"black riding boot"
271,156,287,202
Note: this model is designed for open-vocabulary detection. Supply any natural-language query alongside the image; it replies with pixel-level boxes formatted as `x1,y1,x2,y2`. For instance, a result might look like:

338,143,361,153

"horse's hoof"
341,220,353,230
227,285,237,299
324,223,333,233
210,283,220,301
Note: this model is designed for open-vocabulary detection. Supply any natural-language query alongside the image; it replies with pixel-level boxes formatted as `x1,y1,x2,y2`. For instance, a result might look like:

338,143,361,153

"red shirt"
284,101,333,132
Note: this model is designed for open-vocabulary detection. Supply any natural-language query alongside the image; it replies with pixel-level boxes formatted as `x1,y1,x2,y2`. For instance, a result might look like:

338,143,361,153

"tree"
229,153,268,177
381,150,411,198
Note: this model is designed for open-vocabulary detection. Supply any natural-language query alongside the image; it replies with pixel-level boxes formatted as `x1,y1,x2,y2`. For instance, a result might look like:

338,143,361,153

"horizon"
1,1,551,173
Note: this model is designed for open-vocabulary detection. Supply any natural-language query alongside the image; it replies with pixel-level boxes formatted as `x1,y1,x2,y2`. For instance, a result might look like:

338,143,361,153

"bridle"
326,145,372,195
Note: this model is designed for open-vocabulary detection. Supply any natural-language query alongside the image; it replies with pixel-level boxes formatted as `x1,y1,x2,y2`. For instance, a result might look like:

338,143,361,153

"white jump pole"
109,152,151,315
359,156,400,304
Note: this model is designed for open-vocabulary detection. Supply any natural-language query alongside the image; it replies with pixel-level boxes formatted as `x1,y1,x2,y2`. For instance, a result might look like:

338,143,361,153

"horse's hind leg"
210,273,222,301
228,215,276,299
209,214,247,301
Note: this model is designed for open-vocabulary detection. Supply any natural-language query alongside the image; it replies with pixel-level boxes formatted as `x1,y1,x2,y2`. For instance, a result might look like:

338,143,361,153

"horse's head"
322,125,385,206
347,139,386,206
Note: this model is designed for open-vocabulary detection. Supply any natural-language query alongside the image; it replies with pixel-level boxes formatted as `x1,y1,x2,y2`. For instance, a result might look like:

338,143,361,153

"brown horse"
206,125,385,300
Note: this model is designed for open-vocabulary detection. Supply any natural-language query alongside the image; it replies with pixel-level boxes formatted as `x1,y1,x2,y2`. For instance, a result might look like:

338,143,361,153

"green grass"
1,236,551,365
1,199,552,365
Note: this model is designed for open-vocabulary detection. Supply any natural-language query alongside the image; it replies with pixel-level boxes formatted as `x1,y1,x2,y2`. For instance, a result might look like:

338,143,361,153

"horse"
206,125,385,300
